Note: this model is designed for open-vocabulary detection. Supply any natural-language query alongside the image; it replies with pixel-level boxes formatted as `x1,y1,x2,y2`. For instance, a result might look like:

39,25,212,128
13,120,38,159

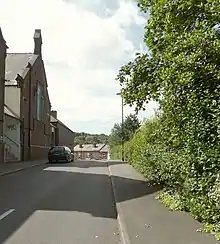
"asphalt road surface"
0,160,121,244
1,160,219,244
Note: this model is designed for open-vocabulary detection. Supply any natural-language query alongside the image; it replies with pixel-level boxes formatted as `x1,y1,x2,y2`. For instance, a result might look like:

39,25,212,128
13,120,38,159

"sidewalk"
108,162,219,244
0,159,47,176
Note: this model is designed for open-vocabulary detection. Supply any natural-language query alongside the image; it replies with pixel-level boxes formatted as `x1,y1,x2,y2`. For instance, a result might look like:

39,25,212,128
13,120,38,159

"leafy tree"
74,132,109,146
108,123,122,146
109,114,140,146
115,0,220,238
123,114,141,141
85,135,94,144
117,0,220,157
74,135,86,145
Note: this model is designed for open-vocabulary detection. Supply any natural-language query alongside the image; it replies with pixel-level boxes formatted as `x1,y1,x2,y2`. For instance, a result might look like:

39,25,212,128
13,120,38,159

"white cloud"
0,0,157,134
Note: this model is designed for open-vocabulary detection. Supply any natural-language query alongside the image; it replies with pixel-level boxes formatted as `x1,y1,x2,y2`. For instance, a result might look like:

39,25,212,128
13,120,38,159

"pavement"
0,160,219,244
0,159,47,176
109,162,219,244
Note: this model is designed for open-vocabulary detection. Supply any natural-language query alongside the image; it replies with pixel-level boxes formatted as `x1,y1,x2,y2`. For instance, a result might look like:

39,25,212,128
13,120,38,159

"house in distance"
74,143,109,161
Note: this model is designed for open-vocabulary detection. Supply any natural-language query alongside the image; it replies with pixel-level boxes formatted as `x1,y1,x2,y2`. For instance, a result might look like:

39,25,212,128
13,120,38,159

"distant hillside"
74,132,109,146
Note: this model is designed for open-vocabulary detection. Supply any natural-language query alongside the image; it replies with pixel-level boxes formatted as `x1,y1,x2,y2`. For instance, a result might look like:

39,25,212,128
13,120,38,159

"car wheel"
49,160,52,163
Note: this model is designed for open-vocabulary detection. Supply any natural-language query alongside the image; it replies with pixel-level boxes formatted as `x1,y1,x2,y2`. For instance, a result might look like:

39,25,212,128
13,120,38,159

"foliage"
111,117,220,239
108,113,140,147
108,123,122,147
74,132,108,146
113,0,220,239
156,191,185,212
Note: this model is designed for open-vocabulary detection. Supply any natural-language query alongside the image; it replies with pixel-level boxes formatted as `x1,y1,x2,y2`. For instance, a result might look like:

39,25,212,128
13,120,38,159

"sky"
0,0,158,135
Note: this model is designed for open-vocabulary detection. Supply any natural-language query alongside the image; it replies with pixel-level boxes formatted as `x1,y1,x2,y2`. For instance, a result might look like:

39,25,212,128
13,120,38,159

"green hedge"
110,116,220,239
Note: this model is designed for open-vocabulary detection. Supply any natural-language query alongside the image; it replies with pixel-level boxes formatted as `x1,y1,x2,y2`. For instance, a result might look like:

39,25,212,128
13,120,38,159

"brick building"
0,28,7,163
50,110,75,150
74,143,109,160
4,29,51,161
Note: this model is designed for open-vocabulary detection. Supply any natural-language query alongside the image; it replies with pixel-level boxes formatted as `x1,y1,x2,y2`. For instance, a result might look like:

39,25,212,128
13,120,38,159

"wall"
4,114,20,160
0,31,6,163
75,151,108,160
5,86,21,116
56,122,74,150
20,56,51,160
30,57,51,160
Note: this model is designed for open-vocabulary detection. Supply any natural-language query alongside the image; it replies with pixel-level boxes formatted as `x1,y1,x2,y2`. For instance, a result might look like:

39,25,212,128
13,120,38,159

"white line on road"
0,209,15,221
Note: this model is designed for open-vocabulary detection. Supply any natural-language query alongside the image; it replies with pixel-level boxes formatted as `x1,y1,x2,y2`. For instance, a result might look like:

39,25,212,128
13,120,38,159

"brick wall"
0,29,6,163
56,121,74,150
21,56,51,160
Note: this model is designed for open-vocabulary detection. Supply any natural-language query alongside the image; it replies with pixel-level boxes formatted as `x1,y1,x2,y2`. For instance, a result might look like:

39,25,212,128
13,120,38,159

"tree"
108,123,122,146
109,114,140,146
116,0,220,236
74,135,86,145
74,132,109,145
123,114,141,141
85,135,94,144
117,0,220,148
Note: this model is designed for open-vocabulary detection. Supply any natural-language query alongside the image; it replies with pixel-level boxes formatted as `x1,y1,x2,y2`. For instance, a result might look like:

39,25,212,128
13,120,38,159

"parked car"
48,146,73,163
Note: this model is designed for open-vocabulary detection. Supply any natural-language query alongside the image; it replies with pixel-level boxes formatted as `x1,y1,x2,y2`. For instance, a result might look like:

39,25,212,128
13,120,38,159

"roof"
50,115,75,134
100,144,109,153
5,53,38,85
50,115,57,123
50,122,56,128
4,104,20,119
0,27,8,49
74,143,107,152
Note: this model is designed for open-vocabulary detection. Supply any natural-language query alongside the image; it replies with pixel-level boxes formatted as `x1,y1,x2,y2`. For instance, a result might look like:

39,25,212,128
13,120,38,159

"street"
0,160,219,244
0,161,120,244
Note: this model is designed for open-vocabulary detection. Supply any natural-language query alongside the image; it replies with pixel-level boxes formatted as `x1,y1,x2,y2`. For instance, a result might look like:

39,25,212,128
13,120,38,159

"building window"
36,84,44,121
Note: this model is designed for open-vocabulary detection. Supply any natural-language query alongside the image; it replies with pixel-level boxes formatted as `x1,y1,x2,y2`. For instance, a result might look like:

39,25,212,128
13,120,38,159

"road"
0,160,219,244
0,160,121,244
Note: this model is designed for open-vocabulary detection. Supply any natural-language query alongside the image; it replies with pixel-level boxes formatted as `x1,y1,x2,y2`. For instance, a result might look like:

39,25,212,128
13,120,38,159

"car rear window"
49,147,64,153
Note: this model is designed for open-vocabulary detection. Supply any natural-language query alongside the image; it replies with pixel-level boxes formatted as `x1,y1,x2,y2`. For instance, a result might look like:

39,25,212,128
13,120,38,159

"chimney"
79,144,83,148
51,110,57,119
33,29,42,57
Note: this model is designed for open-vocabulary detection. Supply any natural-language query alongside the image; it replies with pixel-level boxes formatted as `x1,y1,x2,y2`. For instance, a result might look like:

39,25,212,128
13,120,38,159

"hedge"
110,116,220,240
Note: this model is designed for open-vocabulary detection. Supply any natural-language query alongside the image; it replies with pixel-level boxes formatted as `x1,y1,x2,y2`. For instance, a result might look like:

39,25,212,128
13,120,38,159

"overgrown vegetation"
110,0,220,239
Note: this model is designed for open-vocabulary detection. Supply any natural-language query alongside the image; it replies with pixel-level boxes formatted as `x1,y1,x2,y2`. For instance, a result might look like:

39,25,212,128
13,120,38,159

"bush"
110,115,220,240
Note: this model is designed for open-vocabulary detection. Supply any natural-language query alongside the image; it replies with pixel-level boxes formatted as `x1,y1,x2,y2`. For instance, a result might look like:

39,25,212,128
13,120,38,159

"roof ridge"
7,52,35,55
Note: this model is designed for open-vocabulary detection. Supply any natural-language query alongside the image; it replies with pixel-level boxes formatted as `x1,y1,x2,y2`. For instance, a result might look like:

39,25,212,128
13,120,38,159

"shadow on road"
0,160,161,243
53,160,125,168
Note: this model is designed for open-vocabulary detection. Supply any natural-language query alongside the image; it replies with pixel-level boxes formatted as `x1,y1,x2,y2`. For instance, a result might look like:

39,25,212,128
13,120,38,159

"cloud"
0,0,157,134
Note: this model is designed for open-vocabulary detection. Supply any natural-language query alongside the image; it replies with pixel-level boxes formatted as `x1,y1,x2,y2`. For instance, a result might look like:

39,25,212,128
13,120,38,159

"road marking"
0,209,15,221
